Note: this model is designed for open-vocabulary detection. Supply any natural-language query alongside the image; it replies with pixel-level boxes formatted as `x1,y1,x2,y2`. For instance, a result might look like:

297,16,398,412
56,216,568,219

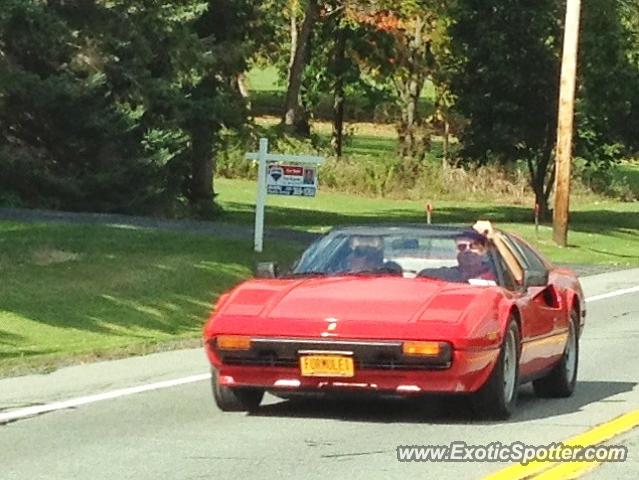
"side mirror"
255,262,278,278
523,270,549,289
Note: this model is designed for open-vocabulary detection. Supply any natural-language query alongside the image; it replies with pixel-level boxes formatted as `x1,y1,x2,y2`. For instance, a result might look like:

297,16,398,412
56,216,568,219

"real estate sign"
267,164,317,197
246,138,324,252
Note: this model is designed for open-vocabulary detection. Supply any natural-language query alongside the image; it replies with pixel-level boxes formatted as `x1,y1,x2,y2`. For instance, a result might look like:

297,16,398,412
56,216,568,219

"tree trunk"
396,75,425,158
527,153,554,220
395,16,427,159
235,72,251,111
282,0,320,136
537,122,559,220
542,128,557,219
288,0,299,77
532,175,548,220
331,25,347,158
443,119,450,168
188,125,216,208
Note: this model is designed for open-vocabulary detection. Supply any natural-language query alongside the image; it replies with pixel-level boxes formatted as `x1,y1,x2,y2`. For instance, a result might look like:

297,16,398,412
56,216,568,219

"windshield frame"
289,225,501,286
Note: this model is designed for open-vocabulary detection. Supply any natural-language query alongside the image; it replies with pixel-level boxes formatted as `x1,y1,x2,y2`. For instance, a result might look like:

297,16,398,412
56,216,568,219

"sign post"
246,138,324,252
253,138,269,253
425,203,433,225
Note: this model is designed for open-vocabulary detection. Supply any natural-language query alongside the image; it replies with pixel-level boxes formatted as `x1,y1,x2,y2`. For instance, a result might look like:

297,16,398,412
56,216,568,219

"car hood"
213,276,494,331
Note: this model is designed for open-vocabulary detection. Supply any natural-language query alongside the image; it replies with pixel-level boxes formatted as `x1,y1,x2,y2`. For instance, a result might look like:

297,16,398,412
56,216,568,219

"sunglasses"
456,241,482,252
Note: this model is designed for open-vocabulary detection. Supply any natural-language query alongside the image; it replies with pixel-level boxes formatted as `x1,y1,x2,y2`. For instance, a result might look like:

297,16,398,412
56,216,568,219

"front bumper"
205,338,500,394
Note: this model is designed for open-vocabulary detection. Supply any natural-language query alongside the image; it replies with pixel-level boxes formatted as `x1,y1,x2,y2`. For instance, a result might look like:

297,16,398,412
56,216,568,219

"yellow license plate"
299,355,355,377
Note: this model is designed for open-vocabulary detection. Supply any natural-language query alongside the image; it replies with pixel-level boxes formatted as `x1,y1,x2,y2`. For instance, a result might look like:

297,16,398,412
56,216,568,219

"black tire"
533,309,579,398
470,318,520,420
211,369,264,412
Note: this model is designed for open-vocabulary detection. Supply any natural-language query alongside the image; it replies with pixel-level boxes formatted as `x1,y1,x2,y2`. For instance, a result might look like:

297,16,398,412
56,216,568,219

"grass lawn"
255,116,399,160
246,65,282,92
0,222,302,376
313,121,398,157
216,177,639,267
246,65,436,99
245,66,436,121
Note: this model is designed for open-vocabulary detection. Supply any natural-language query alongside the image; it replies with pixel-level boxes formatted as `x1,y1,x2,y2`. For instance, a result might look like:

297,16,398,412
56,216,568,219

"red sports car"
203,222,585,419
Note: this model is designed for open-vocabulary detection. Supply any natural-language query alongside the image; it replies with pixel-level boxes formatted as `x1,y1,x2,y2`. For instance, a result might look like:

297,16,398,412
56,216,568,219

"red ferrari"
203,222,585,419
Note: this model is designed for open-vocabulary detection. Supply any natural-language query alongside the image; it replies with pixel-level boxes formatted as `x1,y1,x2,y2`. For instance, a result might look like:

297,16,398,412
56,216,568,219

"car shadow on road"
513,380,637,422
250,380,636,425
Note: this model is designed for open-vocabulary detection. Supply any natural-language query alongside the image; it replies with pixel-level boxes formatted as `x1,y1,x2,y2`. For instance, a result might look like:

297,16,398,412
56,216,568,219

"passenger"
453,230,496,282
417,230,496,283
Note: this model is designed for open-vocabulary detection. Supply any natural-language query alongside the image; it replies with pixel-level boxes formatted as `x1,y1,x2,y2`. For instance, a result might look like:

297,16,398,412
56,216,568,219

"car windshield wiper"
341,267,400,276
283,271,329,278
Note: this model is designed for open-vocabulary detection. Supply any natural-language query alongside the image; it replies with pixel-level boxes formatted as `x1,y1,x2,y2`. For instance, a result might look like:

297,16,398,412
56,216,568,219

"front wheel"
211,369,264,412
470,318,520,420
533,309,579,398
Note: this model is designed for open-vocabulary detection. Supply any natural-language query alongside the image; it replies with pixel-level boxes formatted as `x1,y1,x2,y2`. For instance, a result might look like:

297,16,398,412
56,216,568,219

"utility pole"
553,0,582,247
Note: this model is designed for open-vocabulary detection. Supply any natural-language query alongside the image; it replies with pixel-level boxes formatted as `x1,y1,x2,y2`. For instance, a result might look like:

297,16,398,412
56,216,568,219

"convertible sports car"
203,222,585,419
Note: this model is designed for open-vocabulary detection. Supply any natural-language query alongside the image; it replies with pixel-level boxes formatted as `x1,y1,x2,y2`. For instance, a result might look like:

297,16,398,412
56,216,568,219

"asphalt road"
1,269,638,480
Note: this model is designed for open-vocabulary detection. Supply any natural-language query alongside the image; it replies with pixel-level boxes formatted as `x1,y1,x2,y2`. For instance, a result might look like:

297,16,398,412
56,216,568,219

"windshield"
291,228,498,285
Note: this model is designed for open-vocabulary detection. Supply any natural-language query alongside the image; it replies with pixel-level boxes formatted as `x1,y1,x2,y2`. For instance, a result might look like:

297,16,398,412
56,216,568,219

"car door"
503,234,566,376
495,234,560,377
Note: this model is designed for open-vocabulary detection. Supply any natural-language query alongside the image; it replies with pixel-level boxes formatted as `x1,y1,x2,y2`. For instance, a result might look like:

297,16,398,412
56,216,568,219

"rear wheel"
533,309,579,398
470,318,520,420
211,369,264,412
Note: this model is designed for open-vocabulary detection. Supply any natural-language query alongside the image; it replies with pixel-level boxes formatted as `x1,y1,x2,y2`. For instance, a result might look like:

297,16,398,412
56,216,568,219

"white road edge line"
0,373,211,425
586,286,639,303
1,285,636,425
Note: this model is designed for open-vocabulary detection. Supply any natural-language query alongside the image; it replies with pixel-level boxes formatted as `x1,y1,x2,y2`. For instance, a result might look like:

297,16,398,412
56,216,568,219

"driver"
344,236,404,275
346,244,384,272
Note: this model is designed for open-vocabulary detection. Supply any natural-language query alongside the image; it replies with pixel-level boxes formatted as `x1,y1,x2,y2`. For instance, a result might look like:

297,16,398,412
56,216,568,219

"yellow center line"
482,409,639,480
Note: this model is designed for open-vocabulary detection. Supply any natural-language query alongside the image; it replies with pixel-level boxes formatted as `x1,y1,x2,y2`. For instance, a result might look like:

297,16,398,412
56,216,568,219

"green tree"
347,2,449,159
186,0,256,212
446,0,563,215
576,0,639,167
0,0,163,211
0,0,256,215
301,3,392,156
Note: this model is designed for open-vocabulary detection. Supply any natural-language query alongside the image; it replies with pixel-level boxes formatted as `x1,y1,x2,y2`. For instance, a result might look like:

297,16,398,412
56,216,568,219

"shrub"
215,125,635,205
574,158,638,202
250,150,535,204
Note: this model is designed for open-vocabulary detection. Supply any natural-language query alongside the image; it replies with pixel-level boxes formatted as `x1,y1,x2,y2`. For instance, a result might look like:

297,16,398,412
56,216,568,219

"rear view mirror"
255,262,278,278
